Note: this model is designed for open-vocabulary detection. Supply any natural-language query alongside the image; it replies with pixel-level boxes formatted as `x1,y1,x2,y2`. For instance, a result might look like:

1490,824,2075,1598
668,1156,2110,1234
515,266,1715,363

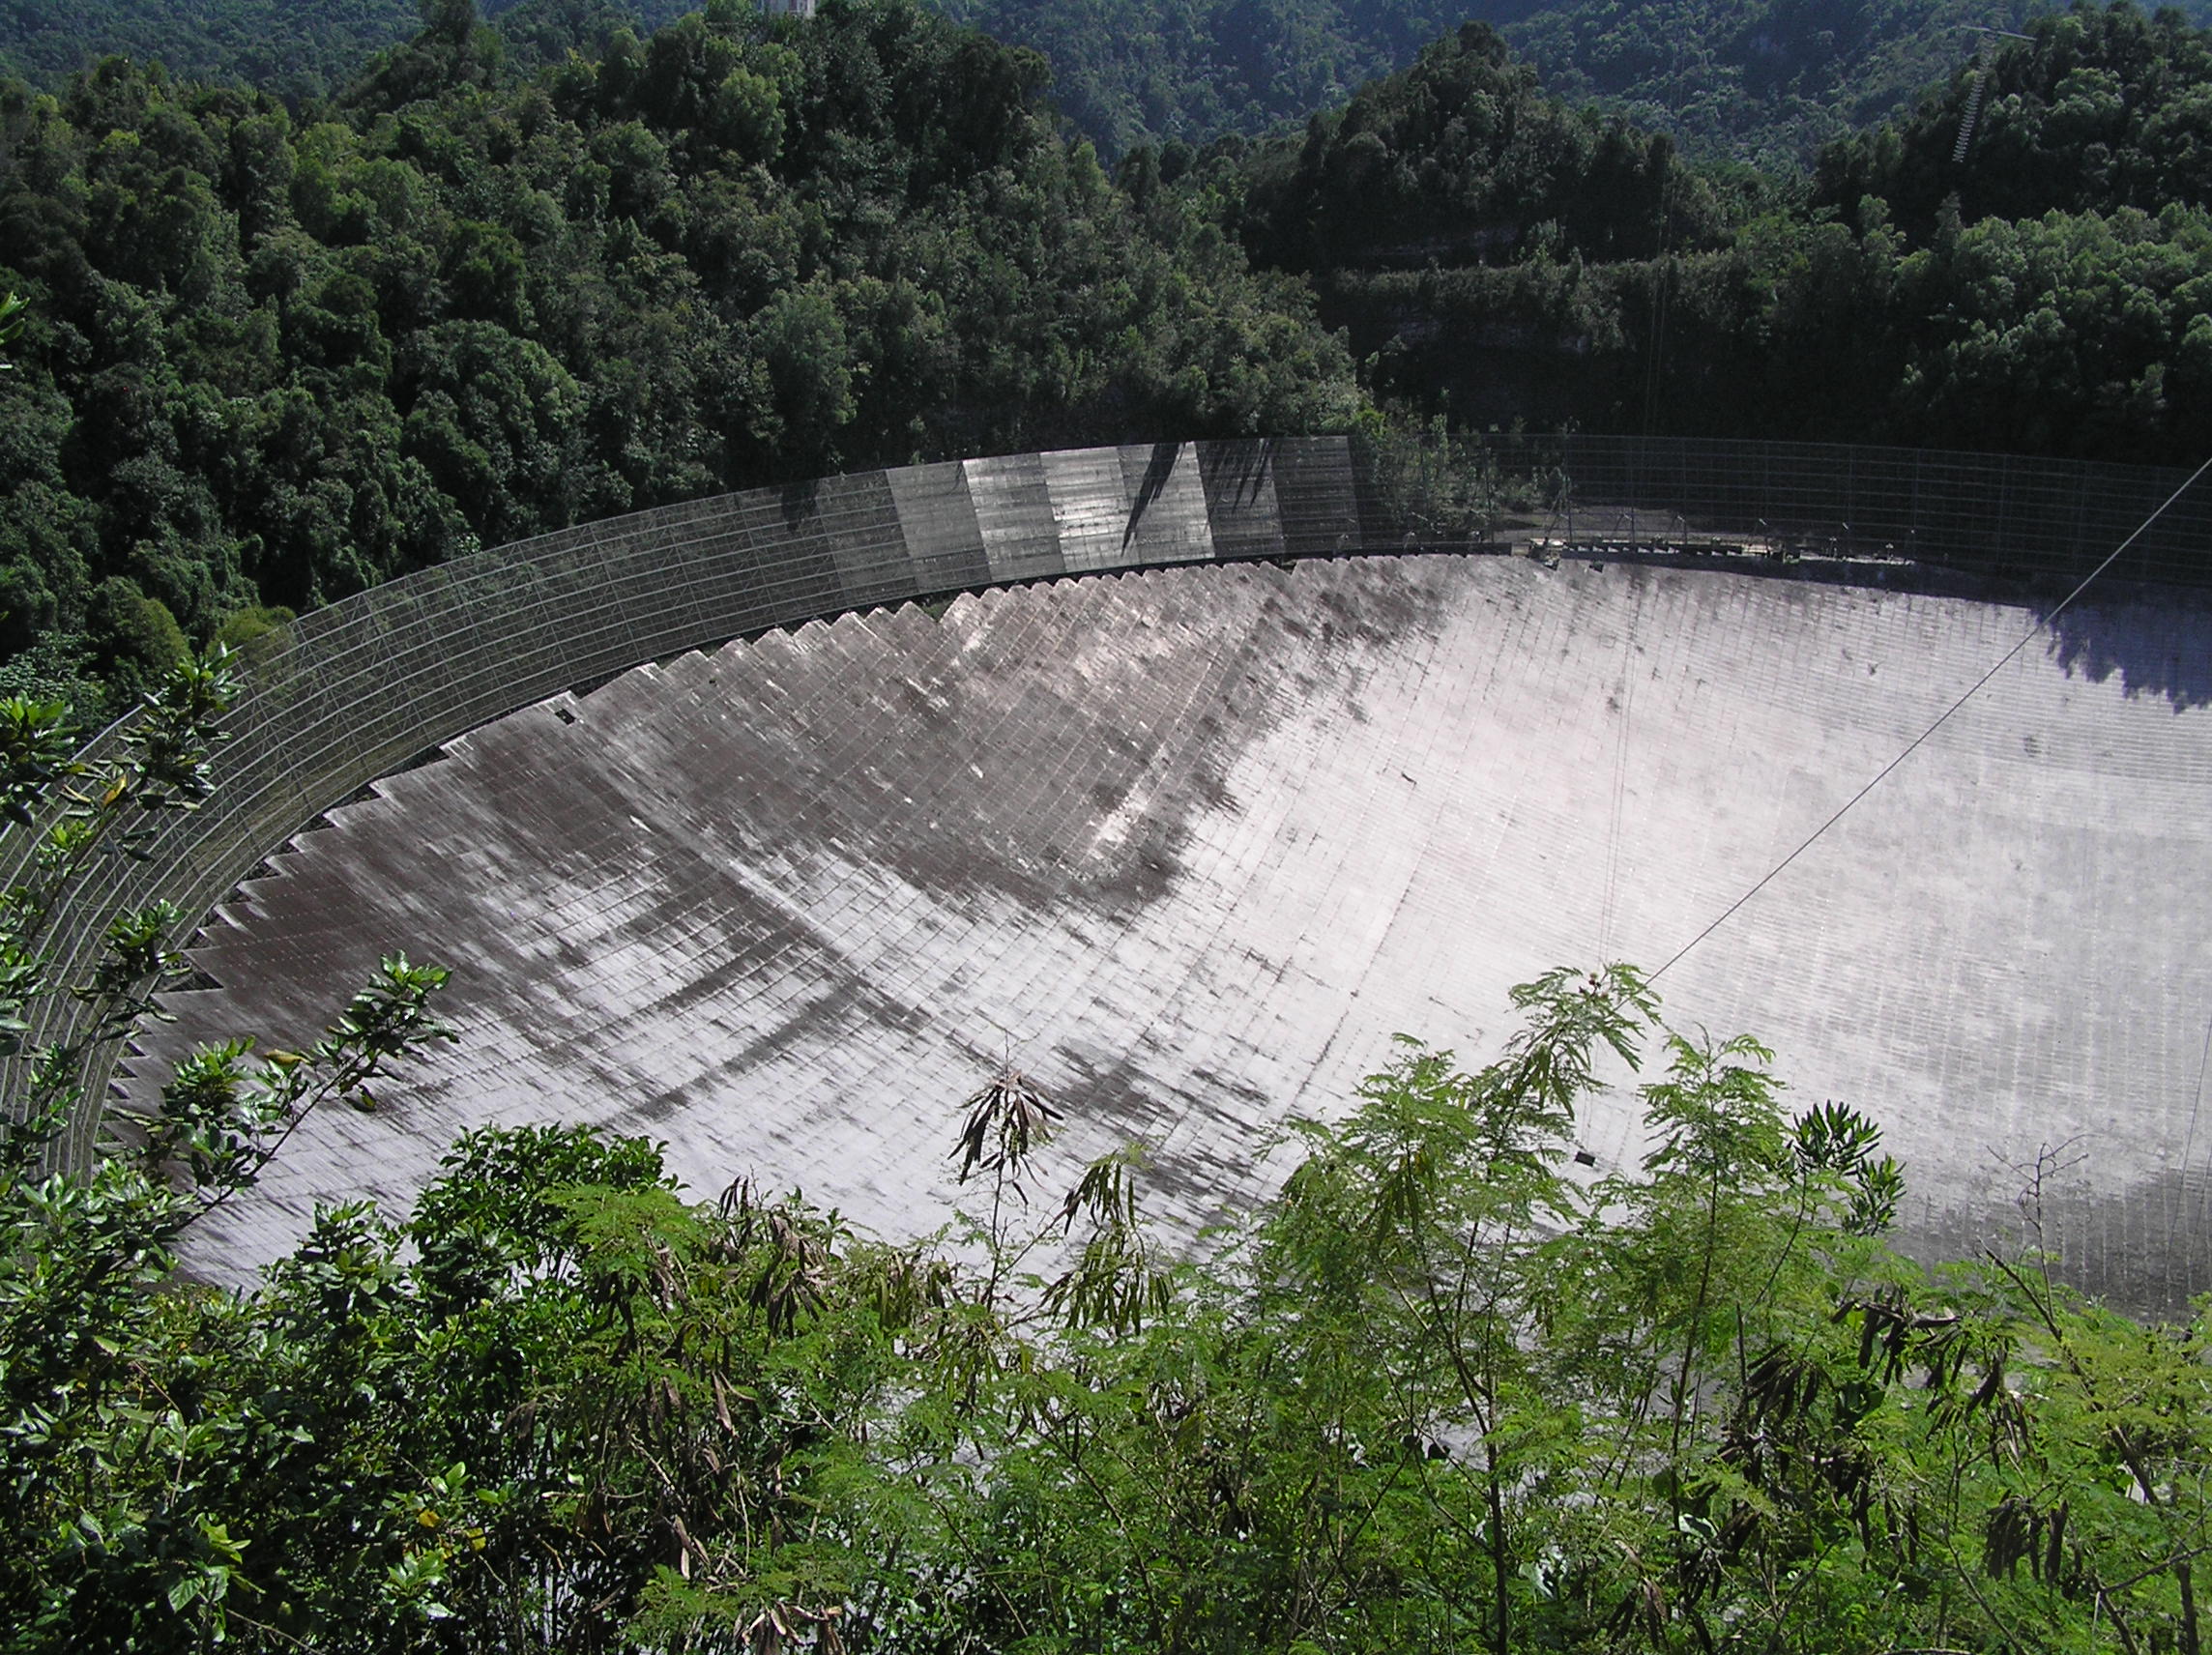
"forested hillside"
4,0,2212,712
17,0,2207,163
1819,0,2212,232
0,0,436,102
0,0,702,96
1504,0,2059,163
0,0,1354,715
947,0,2093,162
1214,6,2212,458
933,0,1511,159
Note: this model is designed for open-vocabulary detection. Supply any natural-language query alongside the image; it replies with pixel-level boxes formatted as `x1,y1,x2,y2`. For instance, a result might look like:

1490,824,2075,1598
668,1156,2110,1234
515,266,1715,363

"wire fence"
9,434,2208,1167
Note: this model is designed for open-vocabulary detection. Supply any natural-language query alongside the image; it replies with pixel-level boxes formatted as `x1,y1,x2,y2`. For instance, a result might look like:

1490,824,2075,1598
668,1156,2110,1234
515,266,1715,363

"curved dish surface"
19,437,2210,1167
131,552,2212,1313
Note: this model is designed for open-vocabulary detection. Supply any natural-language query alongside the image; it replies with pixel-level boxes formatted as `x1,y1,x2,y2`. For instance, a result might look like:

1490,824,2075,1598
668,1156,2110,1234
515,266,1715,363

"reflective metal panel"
888,461,990,593
1198,440,1289,562
11,434,2212,1195
1270,435,1362,558
1118,442,1215,566
966,452,1063,583
1040,447,1135,573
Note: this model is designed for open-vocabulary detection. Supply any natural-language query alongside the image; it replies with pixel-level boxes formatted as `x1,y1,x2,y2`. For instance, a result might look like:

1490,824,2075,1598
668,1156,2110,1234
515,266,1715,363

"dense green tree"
1819,2,2212,237
0,0,432,104
1234,23,1734,275
0,0,1361,701
1201,2,2212,469
934,0,2155,165
7,0,2212,700
1503,0,2064,165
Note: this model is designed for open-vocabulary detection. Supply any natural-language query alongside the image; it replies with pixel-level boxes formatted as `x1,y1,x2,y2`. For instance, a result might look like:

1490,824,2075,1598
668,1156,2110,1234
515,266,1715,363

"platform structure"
7,436,2210,1311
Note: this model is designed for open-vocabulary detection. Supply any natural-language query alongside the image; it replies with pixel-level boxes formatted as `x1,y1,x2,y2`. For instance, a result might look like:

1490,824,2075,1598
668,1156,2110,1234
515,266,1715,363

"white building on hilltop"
760,0,816,15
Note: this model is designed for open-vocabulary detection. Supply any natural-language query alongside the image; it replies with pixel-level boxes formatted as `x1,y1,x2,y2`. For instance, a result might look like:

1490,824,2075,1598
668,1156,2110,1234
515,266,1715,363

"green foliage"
0,653,463,1653
937,0,1515,160
0,0,1361,700
17,0,2203,177
8,0,2212,702
1502,0,2072,167
1819,1,2212,235
0,634,109,728
1235,23,1733,275
0,1,432,102
83,575,186,703
1204,2,2212,468
209,601,295,657
0,288,24,365
1337,189,2212,459
933,0,2190,167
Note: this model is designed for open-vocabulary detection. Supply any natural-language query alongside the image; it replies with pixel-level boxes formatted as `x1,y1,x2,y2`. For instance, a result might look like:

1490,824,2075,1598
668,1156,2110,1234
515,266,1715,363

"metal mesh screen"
9,434,2207,1167
1462,434,2210,587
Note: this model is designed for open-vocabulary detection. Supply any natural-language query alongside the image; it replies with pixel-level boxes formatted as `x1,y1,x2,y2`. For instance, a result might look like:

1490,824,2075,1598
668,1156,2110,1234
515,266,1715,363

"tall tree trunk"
1487,1462,1511,1655
2179,1558,2200,1655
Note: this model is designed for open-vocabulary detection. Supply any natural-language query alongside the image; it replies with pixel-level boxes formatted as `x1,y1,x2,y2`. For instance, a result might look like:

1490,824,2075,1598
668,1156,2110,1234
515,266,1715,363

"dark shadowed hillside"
15,0,2210,161
0,0,443,101
932,0,2212,160
1210,9,2212,458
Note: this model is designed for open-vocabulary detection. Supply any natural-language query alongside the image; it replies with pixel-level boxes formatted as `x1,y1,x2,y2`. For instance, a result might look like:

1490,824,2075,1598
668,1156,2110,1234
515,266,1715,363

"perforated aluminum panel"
10,435,2210,1244
125,557,2212,1314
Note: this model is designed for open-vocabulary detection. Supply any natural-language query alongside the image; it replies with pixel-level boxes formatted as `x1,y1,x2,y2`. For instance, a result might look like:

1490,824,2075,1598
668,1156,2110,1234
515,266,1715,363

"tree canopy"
8,0,2212,710
0,0,1358,719
1201,8,2212,465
